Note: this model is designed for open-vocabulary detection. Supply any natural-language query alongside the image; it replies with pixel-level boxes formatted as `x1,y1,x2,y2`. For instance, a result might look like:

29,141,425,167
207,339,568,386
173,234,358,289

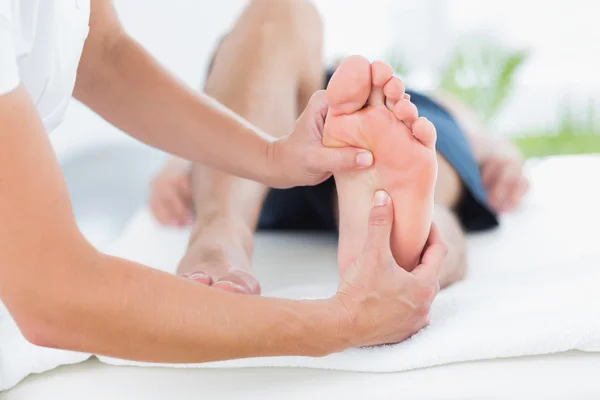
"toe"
368,61,394,106
181,271,213,285
371,61,394,86
383,76,406,112
326,55,372,116
211,281,250,294
212,270,261,295
393,99,419,129
412,117,437,149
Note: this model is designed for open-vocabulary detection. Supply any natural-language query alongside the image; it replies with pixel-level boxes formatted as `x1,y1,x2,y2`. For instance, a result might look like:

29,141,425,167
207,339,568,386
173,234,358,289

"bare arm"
0,91,445,358
0,87,342,361
73,1,370,189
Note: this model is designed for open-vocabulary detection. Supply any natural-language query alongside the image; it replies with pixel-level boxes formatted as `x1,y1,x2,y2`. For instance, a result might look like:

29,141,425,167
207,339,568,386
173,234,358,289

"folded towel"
2,156,599,391
99,156,600,369
0,310,90,391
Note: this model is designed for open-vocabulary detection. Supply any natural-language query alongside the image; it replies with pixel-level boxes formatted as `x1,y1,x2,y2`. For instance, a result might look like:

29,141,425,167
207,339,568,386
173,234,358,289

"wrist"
265,138,285,188
294,298,353,357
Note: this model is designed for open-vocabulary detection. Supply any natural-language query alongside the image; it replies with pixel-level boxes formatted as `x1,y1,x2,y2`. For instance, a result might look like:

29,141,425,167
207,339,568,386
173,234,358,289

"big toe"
327,55,372,116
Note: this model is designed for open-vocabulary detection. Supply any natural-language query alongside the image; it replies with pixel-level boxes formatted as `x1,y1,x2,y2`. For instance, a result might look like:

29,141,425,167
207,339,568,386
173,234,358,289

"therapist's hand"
270,90,373,188
334,191,446,348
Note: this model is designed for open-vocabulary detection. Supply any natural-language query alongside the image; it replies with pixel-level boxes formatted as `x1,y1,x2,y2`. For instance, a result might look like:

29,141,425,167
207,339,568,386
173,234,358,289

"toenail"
356,151,374,168
187,272,209,281
216,281,248,293
373,190,390,207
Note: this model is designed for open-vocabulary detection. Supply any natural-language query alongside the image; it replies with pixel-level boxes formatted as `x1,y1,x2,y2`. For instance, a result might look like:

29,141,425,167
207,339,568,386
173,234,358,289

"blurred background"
52,0,599,250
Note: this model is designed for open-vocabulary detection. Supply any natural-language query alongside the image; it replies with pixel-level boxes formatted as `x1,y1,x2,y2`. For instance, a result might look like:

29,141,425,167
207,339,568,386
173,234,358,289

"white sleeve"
0,5,19,96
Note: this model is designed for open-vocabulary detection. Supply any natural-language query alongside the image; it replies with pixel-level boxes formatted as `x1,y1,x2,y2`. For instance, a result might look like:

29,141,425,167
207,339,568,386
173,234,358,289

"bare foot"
323,56,438,274
178,219,261,295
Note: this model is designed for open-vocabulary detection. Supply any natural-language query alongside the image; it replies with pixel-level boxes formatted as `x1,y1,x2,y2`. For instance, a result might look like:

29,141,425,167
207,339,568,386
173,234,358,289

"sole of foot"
323,55,438,275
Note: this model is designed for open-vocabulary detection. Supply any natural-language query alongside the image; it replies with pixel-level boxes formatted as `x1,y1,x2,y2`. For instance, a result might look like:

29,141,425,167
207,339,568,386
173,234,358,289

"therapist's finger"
360,190,396,270
412,224,447,284
304,90,329,128
314,147,374,174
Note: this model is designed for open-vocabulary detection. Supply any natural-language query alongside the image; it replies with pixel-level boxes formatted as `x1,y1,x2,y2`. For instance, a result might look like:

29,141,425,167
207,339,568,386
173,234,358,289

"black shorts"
257,72,498,233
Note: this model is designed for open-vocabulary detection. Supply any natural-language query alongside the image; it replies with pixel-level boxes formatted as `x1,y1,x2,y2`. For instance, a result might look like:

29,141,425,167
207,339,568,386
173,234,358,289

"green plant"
386,36,600,159
438,38,528,124
513,99,600,158
387,52,409,78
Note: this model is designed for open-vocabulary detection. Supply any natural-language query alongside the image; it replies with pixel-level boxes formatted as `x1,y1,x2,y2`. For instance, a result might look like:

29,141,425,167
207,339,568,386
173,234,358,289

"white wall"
51,0,600,156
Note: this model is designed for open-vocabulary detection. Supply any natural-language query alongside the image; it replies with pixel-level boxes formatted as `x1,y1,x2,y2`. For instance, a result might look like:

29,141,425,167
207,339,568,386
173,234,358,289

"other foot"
178,219,261,295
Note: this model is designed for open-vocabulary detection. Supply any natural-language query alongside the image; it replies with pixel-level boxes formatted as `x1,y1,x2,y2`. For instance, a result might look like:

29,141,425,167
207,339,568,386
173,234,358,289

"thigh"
435,152,463,209
407,90,498,232
258,179,337,231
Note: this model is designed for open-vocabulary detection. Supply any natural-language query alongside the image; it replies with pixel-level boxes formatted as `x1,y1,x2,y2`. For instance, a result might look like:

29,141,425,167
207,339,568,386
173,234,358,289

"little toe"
393,99,419,129
326,55,372,116
368,61,394,106
412,117,437,149
383,76,406,112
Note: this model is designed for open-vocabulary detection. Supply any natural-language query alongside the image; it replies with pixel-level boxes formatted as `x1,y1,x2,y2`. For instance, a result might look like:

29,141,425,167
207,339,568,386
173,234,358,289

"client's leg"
432,155,468,288
177,0,324,294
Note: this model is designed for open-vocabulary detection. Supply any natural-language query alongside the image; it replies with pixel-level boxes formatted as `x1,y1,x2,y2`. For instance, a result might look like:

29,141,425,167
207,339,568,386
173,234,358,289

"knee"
246,0,322,35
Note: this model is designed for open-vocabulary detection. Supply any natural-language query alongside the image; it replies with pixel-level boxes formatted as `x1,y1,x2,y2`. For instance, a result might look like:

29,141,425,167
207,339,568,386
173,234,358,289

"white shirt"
0,0,90,132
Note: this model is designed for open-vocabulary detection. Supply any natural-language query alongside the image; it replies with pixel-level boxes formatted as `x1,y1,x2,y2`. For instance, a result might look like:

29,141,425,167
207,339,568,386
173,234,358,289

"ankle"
189,213,255,256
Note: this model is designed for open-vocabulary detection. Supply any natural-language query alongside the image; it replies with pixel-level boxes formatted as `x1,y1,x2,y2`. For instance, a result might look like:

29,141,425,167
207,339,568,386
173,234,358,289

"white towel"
0,307,90,391
2,156,600,391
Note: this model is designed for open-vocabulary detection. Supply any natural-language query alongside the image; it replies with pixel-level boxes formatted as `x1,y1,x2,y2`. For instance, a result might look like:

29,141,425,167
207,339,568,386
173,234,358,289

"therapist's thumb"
362,190,395,267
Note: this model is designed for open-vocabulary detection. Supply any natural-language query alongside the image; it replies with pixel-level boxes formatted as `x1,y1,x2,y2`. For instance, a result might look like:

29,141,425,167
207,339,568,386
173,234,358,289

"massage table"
2,155,600,399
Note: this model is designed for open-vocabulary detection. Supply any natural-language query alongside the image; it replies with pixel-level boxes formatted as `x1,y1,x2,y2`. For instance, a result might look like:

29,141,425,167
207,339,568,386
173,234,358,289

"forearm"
24,248,342,362
74,33,275,184
0,86,341,363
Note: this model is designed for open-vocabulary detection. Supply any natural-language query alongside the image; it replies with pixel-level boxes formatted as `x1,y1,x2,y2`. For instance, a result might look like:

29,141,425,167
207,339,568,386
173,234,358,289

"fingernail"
356,151,373,168
373,190,390,207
